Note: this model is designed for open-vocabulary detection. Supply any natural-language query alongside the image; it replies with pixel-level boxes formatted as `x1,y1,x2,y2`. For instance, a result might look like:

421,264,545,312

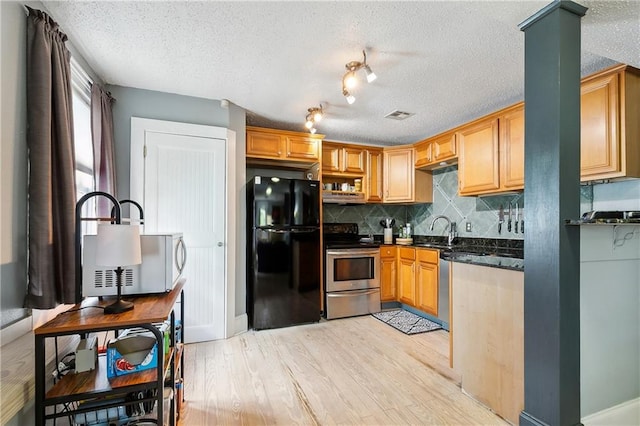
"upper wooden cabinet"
415,132,457,169
499,105,525,191
458,104,524,196
580,64,640,181
246,126,322,164
322,141,365,174
383,147,433,203
366,148,384,202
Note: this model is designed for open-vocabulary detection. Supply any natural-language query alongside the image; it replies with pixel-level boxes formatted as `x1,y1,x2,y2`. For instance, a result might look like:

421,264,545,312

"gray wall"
229,102,247,319
1,1,29,328
580,178,640,417
107,85,232,200
107,85,248,322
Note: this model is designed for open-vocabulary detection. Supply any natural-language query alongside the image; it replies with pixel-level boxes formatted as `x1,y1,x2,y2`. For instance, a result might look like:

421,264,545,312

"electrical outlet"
466,222,472,232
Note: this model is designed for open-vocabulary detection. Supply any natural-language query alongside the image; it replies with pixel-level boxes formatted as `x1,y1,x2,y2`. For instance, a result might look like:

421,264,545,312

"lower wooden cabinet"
398,247,416,305
380,246,397,302
394,247,439,316
416,249,439,316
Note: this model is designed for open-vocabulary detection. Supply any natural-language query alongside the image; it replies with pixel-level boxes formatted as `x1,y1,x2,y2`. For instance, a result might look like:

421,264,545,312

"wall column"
519,1,586,425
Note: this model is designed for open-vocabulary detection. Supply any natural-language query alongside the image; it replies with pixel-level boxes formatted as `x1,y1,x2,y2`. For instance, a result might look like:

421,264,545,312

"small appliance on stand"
95,224,142,314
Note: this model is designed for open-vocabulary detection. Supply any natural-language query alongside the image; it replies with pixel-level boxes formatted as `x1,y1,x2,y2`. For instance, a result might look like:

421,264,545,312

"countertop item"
395,238,413,245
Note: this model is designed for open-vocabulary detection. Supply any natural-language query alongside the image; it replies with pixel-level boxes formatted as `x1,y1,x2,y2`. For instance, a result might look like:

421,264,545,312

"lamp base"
104,298,134,314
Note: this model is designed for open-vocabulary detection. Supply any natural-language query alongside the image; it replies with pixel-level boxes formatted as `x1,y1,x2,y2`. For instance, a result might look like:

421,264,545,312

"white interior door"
131,118,227,342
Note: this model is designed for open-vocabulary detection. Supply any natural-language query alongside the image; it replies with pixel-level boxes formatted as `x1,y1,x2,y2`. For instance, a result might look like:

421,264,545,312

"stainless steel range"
323,223,381,319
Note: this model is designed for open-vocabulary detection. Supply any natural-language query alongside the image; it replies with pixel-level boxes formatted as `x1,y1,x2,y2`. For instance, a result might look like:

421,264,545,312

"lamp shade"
95,224,142,267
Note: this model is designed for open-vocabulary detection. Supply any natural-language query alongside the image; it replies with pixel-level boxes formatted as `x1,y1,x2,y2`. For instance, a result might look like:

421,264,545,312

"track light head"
341,49,376,104
303,105,324,133
343,88,356,104
364,65,377,83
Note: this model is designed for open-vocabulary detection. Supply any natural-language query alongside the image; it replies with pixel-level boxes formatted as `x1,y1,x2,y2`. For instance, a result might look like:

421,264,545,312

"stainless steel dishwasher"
438,256,450,330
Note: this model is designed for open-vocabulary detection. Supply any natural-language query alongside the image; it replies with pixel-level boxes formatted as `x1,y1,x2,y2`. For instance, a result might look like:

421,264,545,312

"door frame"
130,117,238,339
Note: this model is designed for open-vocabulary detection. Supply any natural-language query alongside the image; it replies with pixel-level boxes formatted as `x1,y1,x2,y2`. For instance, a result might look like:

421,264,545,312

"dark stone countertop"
372,235,524,271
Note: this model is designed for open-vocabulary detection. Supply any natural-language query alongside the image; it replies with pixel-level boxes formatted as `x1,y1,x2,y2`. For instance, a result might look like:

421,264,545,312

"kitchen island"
450,260,524,425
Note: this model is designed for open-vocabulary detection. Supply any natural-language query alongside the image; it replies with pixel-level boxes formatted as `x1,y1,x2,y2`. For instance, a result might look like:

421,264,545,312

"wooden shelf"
36,280,184,336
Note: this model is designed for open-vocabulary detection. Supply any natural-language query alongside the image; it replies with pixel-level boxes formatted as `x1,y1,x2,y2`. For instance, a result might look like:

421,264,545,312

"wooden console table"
34,279,185,425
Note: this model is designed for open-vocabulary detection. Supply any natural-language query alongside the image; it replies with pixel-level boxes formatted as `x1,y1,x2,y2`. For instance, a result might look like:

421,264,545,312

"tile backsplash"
324,167,603,240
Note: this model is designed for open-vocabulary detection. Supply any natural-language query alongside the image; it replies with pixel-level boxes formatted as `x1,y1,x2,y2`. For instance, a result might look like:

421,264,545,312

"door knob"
217,242,223,247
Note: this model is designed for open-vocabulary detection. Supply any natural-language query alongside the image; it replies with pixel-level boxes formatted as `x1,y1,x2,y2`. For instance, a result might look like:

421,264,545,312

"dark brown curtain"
91,85,117,217
24,7,77,308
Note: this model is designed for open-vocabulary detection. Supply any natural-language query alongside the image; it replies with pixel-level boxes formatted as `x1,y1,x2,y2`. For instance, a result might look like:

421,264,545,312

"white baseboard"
582,398,640,426
0,316,32,347
233,313,248,335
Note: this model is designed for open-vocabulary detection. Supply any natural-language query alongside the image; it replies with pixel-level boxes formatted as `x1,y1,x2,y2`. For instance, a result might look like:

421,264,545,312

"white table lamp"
95,224,142,314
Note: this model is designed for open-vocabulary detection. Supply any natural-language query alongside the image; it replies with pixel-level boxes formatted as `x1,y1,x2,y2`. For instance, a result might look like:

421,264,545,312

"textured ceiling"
40,0,640,146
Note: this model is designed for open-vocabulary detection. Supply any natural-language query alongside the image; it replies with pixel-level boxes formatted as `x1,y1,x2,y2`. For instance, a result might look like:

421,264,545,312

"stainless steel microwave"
82,233,186,297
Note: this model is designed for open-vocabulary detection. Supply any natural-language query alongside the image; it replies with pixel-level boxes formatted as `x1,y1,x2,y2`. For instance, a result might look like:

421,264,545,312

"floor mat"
372,309,442,335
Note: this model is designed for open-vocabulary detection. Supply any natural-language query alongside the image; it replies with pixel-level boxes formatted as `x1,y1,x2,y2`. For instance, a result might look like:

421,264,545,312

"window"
71,59,96,233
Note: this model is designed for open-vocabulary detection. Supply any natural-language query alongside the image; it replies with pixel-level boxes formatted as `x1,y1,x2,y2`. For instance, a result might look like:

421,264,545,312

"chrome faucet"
429,215,457,246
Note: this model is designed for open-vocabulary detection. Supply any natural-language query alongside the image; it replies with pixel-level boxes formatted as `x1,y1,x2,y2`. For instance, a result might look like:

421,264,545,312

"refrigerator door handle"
261,228,317,234
263,228,288,234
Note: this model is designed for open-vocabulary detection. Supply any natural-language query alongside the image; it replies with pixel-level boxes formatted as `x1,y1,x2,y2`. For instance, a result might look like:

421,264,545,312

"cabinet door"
343,147,365,173
383,148,414,202
500,105,525,190
458,118,500,195
432,132,457,163
398,248,416,306
580,72,619,179
367,148,383,202
416,250,438,316
247,131,282,158
285,136,319,161
414,140,432,168
322,144,342,172
380,246,397,302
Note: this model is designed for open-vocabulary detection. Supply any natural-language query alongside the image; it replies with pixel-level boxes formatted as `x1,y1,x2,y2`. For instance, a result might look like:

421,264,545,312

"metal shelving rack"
34,279,185,425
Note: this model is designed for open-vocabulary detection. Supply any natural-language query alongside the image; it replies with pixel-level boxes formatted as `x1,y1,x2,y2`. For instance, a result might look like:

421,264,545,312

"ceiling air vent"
384,110,414,120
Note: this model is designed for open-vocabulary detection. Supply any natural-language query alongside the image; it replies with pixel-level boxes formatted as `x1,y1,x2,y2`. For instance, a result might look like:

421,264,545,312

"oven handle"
326,289,380,297
326,249,379,256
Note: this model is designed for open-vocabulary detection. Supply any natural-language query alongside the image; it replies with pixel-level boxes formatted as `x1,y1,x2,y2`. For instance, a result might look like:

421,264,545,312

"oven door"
325,248,380,292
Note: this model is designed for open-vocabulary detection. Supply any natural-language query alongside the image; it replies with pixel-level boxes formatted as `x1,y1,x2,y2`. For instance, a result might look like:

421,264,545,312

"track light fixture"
304,105,323,134
342,49,377,104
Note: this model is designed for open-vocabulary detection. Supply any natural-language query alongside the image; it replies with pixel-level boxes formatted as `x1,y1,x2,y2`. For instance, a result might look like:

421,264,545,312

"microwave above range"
82,233,186,297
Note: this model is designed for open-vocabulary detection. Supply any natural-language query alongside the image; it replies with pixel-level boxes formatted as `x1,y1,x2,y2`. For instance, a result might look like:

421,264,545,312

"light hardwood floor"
179,315,509,425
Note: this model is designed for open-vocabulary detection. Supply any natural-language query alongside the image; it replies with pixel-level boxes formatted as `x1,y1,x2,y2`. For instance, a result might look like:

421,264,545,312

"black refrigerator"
247,177,321,330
